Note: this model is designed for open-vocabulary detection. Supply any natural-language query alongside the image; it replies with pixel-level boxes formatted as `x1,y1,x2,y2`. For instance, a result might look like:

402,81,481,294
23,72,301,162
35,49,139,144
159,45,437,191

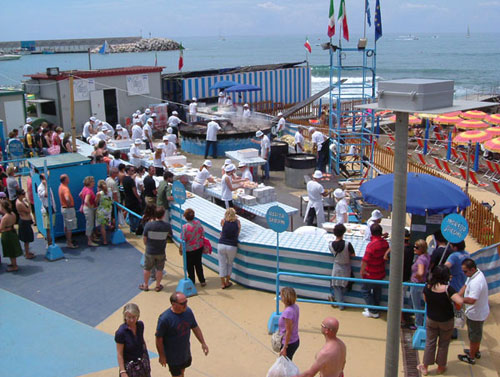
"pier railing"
372,143,500,248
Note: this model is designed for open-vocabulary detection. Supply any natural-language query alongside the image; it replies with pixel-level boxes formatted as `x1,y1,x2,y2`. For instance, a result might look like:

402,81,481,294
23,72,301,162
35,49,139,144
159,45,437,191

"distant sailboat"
466,25,470,38
99,40,109,54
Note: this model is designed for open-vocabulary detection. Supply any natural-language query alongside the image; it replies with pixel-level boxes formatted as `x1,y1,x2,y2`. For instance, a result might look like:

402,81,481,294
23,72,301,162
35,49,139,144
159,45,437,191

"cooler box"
377,79,454,111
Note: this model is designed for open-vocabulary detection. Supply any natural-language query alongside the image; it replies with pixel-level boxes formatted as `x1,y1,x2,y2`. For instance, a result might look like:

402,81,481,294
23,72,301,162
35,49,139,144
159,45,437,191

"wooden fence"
372,143,500,247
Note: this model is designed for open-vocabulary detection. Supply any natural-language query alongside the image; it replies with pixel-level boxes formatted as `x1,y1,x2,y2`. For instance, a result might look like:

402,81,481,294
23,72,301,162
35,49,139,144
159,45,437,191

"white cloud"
257,2,285,11
402,3,448,12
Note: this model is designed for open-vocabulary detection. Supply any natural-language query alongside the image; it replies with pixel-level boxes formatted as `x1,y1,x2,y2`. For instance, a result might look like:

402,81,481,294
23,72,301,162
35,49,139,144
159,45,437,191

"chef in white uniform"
131,121,144,141
158,135,177,157
191,160,215,198
188,97,198,123
82,116,96,141
238,162,253,182
140,108,151,125
364,209,384,241
304,170,329,228
242,103,251,118
129,139,144,167
275,112,286,138
221,163,240,209
294,127,305,153
116,124,129,140
166,127,177,145
331,188,348,225
142,118,154,150
218,92,225,106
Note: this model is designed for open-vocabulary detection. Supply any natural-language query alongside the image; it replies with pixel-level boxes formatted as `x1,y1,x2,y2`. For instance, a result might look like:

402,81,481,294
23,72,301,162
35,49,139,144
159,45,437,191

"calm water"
1,33,499,98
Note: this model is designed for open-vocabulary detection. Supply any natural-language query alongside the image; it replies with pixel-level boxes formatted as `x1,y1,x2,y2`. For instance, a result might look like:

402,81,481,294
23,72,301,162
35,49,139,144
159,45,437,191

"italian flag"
328,0,335,38
178,43,184,71
304,37,312,53
338,0,349,41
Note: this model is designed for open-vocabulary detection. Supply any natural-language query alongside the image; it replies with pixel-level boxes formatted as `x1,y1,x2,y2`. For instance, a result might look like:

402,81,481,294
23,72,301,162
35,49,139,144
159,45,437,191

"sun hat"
135,110,141,115
145,108,151,114
172,111,178,115
225,164,236,172
90,116,96,122
219,92,224,97
312,170,323,179
309,126,315,132
204,160,212,167
147,118,153,123
238,162,247,168
224,158,232,165
162,135,169,141
167,127,173,134
26,117,32,123
134,139,142,145
95,119,102,126
212,116,218,121
256,130,263,137
278,112,283,116
132,113,139,118
192,97,197,101
369,209,383,221
333,188,345,199
116,124,122,130
244,103,249,107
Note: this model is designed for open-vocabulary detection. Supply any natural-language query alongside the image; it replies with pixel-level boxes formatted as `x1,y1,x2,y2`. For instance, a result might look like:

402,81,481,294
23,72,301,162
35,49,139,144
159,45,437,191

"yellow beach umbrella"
484,137,500,153
455,119,489,130
485,127,500,137
415,113,438,119
434,114,463,125
389,115,421,125
453,130,492,145
486,114,500,125
462,110,487,120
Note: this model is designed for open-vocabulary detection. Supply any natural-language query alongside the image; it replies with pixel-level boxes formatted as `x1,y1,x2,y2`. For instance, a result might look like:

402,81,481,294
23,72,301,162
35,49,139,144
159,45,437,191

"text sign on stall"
266,205,289,233
172,181,186,205
441,213,469,243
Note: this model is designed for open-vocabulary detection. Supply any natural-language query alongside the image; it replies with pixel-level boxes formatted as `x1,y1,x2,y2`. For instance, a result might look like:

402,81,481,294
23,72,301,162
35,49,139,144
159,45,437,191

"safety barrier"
268,271,427,350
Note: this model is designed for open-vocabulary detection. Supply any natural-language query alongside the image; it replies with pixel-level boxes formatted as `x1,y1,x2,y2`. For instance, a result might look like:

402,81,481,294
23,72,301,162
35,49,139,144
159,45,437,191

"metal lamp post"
358,79,493,377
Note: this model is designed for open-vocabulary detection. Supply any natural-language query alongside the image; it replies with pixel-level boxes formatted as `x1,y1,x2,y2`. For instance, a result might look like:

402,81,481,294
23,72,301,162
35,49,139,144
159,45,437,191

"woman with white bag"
278,287,300,360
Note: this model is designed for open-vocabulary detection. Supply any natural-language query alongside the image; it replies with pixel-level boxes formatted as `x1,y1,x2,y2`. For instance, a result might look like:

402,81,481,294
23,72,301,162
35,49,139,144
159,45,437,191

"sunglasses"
176,300,188,306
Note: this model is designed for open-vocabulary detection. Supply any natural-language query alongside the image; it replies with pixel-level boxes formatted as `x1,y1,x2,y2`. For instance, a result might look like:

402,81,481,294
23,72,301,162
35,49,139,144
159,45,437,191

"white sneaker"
362,310,380,319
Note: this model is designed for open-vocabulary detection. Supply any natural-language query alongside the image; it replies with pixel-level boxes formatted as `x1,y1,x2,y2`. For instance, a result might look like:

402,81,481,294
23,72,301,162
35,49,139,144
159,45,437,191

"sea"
1,33,500,100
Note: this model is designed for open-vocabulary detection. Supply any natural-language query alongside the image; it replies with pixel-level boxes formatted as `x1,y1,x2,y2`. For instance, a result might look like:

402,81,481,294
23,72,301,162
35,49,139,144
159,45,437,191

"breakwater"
90,38,180,53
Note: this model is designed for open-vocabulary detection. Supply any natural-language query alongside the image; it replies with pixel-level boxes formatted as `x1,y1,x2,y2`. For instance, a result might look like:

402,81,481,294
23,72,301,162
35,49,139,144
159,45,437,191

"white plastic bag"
266,356,300,377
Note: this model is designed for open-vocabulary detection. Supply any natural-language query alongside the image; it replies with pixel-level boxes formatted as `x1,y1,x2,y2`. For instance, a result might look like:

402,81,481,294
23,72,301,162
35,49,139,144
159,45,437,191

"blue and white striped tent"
163,62,311,105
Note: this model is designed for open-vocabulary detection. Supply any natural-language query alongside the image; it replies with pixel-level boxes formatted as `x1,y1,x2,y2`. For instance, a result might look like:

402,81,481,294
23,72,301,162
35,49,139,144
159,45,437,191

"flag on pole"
178,43,184,71
375,0,383,42
327,0,335,38
338,0,349,41
366,0,372,27
304,37,312,53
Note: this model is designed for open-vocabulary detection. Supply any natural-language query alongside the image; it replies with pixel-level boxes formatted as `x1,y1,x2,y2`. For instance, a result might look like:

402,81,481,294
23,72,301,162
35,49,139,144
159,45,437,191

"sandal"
225,282,233,289
464,349,481,359
436,366,447,375
458,354,475,365
200,282,207,287
7,266,19,272
417,364,428,376
25,253,36,259
155,284,163,292
138,284,149,291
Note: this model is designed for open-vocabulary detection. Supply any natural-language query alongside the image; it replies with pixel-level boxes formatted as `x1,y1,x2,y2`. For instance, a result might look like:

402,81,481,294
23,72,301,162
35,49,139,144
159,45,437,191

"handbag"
125,345,151,377
446,285,465,328
203,237,212,254
271,331,283,353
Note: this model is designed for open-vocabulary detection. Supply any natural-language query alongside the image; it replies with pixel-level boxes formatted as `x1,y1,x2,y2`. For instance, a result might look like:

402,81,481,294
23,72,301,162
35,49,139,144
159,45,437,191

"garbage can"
269,141,289,171
285,153,317,189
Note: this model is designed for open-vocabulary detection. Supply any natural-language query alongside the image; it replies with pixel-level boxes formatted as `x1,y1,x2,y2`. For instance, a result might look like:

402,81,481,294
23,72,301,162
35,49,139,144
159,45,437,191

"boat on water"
0,54,21,61
466,25,471,38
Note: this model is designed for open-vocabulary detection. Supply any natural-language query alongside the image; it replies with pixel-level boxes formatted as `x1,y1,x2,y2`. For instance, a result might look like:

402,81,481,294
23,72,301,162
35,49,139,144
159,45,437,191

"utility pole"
69,75,76,152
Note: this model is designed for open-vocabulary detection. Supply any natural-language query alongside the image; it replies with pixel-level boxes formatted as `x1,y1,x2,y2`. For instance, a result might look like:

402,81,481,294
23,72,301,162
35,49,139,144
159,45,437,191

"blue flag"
366,0,372,27
375,0,382,41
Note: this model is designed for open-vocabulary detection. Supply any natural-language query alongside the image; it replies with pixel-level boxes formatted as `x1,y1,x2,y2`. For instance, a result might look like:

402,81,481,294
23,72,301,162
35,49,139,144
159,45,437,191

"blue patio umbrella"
359,172,470,216
224,83,262,93
209,80,239,90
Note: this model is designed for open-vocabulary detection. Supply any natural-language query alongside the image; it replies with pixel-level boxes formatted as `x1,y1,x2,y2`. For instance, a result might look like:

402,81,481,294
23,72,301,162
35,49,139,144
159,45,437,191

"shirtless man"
294,317,346,377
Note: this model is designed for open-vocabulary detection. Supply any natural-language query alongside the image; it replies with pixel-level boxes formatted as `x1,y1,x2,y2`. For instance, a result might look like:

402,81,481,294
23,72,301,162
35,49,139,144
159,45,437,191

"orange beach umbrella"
484,137,500,153
462,110,487,120
486,114,500,125
455,119,489,130
453,130,492,145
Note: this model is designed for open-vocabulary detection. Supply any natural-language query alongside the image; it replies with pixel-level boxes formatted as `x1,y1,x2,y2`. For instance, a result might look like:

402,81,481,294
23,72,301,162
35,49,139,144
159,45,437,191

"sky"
0,0,499,41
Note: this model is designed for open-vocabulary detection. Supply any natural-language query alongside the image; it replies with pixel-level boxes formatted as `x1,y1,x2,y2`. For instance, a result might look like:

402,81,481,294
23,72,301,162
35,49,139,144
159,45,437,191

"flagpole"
364,0,367,39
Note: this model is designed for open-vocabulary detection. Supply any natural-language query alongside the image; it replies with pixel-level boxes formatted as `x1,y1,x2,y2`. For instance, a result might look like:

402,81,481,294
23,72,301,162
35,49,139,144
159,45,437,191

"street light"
357,79,493,377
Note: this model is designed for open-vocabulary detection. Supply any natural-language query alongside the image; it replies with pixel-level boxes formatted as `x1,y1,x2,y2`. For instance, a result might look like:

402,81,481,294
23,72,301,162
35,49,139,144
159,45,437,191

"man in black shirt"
143,165,157,206
430,230,451,272
122,165,142,232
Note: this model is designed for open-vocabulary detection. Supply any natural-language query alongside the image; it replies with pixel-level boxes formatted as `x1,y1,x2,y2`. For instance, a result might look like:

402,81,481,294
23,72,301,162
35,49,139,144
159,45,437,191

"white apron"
304,198,325,228
191,181,205,197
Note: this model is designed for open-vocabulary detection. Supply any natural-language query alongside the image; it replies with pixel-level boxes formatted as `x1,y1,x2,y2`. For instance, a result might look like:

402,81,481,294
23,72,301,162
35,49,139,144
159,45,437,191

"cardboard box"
237,148,259,158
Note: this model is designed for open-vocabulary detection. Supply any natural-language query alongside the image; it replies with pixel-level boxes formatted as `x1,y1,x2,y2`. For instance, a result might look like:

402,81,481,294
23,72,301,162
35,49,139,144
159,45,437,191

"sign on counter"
266,205,289,233
172,181,186,205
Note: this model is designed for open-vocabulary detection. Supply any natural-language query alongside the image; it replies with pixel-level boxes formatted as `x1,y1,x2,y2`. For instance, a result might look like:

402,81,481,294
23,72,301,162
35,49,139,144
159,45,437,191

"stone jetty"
91,38,181,53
